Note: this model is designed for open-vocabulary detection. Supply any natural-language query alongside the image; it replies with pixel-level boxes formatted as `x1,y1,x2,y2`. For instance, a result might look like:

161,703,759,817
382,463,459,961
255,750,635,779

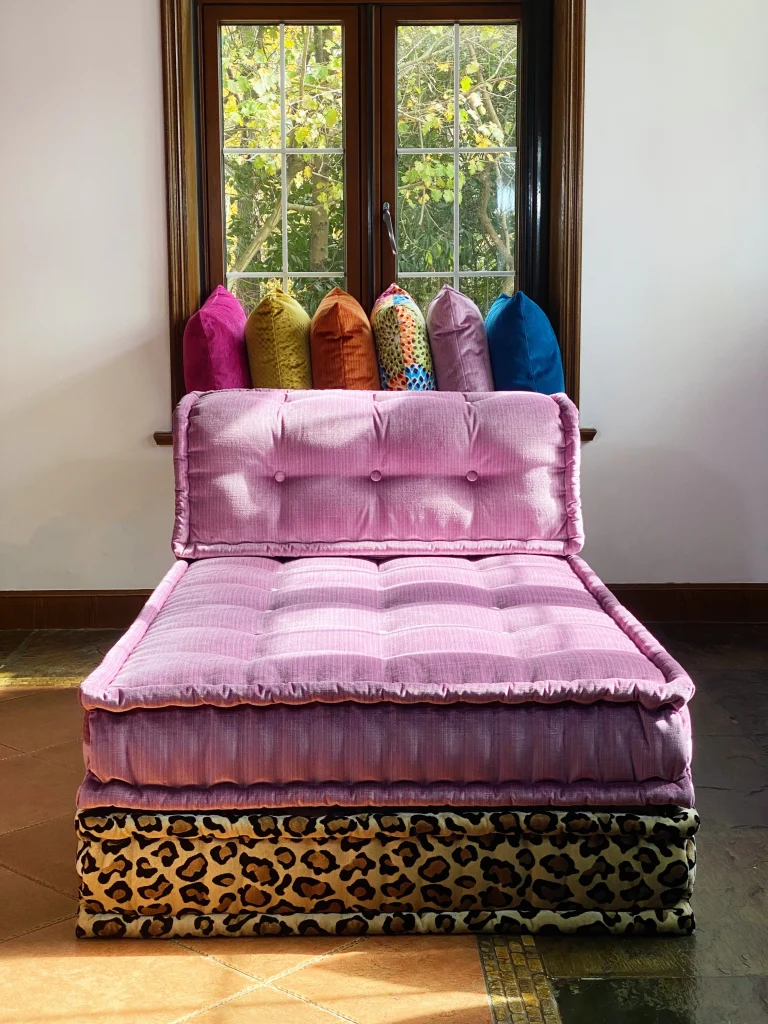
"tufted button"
274,471,286,483
466,470,479,483
370,470,382,482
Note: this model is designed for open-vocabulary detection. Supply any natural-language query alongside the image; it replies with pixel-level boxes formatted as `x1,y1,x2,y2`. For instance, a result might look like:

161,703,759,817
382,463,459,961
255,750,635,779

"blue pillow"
485,291,565,394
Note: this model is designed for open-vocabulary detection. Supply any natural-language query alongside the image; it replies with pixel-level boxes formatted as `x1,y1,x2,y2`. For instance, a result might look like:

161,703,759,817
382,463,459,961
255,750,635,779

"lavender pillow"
426,285,493,391
183,285,251,392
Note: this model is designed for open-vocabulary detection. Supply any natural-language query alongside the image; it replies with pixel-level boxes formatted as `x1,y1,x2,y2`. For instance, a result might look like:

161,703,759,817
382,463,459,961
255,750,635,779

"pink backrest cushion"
183,286,251,392
426,286,494,391
172,389,583,558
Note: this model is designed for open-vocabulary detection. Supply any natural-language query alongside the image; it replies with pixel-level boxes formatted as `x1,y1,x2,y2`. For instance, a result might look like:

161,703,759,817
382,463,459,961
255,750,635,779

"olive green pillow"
245,289,312,389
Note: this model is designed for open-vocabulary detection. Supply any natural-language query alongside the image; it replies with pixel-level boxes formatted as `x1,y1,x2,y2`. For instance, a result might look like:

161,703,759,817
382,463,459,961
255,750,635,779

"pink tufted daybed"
76,390,697,938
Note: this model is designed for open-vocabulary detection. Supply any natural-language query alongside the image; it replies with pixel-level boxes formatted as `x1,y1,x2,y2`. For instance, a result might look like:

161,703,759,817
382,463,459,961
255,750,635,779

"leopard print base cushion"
76,807,698,939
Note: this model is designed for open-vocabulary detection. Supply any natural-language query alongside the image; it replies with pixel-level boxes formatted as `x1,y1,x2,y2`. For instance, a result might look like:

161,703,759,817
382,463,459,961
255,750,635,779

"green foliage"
220,21,517,314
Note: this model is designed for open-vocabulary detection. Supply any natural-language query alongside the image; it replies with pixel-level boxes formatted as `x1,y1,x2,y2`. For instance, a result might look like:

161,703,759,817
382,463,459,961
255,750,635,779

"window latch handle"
382,202,397,256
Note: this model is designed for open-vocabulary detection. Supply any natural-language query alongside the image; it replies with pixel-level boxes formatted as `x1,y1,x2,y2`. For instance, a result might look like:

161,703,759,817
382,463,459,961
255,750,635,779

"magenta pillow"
426,285,494,391
183,286,250,392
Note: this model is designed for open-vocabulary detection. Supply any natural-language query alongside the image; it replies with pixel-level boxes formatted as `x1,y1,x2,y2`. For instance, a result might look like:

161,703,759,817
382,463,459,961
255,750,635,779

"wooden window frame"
155,0,590,445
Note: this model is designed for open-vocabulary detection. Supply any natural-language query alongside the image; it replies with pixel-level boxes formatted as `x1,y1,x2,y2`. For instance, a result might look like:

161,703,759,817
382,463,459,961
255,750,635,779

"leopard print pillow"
370,284,435,390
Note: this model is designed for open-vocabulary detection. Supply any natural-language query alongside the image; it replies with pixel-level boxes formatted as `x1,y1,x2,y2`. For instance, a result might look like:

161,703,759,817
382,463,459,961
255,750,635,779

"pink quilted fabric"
77,773,695,811
80,555,693,713
85,701,691,789
171,389,583,559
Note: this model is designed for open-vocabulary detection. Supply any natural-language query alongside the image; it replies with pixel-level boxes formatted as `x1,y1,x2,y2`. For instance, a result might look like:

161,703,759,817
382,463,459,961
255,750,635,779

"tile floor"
0,624,766,1024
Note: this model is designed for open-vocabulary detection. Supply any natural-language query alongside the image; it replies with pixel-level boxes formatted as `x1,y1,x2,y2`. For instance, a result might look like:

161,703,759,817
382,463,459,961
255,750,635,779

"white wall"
1,0,766,589
0,0,175,589
579,0,768,582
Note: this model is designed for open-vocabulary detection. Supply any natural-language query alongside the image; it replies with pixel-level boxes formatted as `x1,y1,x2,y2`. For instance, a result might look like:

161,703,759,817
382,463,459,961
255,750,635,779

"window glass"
220,24,346,314
396,23,518,314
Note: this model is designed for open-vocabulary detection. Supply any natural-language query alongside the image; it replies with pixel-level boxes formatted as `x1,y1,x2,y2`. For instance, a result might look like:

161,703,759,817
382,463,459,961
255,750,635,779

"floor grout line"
166,934,369,1023
263,935,368,985
165,981,269,1024
0,810,79,840
27,751,82,772
0,858,79,903
171,933,368,987
0,911,77,945
268,980,362,1024
169,938,272,985
0,809,76,835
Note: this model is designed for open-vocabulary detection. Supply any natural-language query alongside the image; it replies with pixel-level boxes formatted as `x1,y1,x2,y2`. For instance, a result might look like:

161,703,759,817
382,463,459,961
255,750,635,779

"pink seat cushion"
77,774,695,811
182,285,250,392
85,700,691,790
171,389,583,559
80,554,693,713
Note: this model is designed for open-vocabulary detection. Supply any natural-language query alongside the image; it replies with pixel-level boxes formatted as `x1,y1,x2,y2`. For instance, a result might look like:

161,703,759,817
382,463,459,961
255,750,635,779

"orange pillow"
310,287,380,389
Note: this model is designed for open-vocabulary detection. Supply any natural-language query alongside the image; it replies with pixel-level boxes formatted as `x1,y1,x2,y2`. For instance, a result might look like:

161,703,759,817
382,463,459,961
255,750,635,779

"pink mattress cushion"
77,774,695,811
80,554,693,713
84,700,691,789
171,389,583,559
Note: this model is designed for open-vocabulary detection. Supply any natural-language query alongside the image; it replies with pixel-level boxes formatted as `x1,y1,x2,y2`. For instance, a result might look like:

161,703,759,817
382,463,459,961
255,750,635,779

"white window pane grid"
396,22,517,296
221,23,345,293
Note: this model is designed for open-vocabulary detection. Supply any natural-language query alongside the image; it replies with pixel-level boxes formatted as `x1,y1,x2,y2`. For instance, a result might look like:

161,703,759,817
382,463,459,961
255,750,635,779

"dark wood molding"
609,584,768,624
154,425,598,445
0,592,152,630
161,0,203,409
3,582,765,630
549,0,585,405
518,0,553,310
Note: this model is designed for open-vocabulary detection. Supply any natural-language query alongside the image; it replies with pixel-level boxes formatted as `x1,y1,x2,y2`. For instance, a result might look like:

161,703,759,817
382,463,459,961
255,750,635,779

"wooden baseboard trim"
609,583,768,624
0,591,152,630
2,582,767,630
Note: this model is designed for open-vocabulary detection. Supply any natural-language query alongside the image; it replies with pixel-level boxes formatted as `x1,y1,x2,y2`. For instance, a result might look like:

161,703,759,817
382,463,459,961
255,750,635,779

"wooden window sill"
154,426,598,446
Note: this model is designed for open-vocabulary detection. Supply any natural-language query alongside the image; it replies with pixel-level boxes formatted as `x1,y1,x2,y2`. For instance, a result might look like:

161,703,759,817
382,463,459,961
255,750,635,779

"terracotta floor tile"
0,632,32,667
0,864,76,942
0,815,79,898
0,628,120,688
0,688,84,753
177,935,360,982
280,935,492,1024
0,754,80,835
188,983,349,1024
0,920,258,1024
34,739,85,773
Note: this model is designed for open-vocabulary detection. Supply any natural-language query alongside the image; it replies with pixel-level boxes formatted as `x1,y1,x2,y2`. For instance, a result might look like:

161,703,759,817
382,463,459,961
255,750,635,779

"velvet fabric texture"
85,701,691,790
245,289,312,389
485,291,565,394
310,287,380,389
182,285,250,392
80,554,693,715
171,389,583,559
370,283,435,390
426,285,493,391
78,775,695,811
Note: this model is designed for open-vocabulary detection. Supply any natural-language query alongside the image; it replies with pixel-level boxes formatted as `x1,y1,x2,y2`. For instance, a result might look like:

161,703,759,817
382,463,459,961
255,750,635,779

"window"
202,5,522,318
157,0,586,431
204,16,361,312
384,18,518,313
